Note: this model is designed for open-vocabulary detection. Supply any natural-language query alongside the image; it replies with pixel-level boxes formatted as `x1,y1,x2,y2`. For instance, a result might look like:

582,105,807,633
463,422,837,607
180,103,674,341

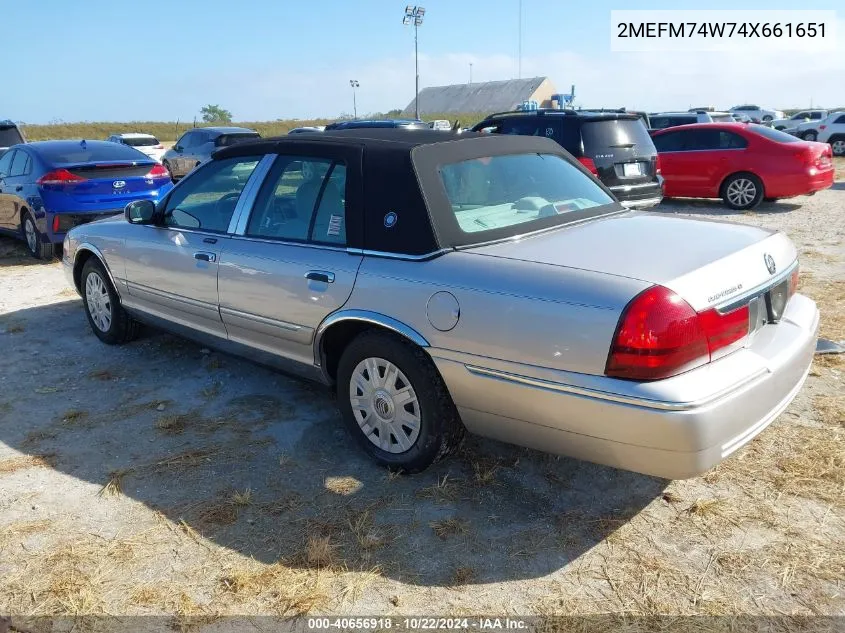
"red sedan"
651,123,834,210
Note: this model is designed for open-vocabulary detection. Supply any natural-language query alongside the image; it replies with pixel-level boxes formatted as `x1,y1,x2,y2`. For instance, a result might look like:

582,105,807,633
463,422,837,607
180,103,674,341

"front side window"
439,153,613,234
834,115,845,125
162,156,260,232
247,156,347,245
719,131,748,149
809,112,824,120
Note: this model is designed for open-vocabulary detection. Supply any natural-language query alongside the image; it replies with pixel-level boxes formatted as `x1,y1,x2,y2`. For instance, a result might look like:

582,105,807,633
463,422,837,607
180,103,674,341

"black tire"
81,258,139,345
21,212,57,260
162,160,175,182
721,173,764,210
762,115,773,122
336,330,465,473
801,130,818,142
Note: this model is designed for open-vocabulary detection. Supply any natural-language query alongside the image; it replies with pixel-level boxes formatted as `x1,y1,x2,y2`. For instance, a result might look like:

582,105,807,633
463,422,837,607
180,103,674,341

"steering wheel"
215,192,241,225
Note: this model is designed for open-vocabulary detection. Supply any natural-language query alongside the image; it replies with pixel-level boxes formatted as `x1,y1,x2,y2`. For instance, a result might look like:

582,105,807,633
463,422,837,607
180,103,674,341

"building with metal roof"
402,77,557,117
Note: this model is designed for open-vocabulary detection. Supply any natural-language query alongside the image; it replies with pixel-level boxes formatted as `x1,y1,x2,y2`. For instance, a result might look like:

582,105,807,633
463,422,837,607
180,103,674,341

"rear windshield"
215,133,260,147
0,125,24,147
710,114,734,123
581,119,654,151
750,125,799,143
122,136,159,147
439,153,614,234
38,142,153,164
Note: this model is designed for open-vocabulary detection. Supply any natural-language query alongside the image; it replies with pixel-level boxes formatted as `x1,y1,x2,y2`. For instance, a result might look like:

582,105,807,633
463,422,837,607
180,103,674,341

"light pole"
349,80,359,119
403,5,425,120
469,62,473,84
518,0,522,79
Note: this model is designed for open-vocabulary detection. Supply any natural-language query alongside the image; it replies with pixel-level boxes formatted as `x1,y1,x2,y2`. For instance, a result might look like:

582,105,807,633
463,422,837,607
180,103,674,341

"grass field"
17,113,493,142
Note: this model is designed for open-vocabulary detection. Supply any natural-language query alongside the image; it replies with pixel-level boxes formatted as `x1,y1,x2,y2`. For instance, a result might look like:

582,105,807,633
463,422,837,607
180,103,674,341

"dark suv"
0,120,25,151
472,110,663,208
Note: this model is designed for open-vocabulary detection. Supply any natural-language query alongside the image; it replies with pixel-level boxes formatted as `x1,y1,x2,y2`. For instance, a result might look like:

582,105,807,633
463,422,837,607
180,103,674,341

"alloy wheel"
349,357,421,453
726,178,757,207
802,132,817,142
85,272,112,332
832,140,845,156
24,217,37,254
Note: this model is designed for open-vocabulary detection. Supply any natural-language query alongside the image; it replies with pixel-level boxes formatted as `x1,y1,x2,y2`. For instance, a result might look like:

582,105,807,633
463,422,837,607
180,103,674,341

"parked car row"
58,127,820,479
784,111,845,154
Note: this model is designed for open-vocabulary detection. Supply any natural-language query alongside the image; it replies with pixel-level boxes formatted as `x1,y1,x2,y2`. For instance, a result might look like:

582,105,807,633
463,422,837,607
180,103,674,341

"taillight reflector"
578,157,599,175
52,215,60,232
606,285,750,381
37,168,86,186
655,155,662,176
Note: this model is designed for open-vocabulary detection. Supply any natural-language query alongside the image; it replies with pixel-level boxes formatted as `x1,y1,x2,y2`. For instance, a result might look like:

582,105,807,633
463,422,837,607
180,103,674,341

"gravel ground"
0,164,843,630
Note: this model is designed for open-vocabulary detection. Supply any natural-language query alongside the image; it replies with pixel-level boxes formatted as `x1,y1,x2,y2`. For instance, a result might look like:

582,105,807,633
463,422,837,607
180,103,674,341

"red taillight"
146,164,169,179
578,157,599,175
606,285,750,381
37,168,86,186
52,215,60,232
655,155,662,176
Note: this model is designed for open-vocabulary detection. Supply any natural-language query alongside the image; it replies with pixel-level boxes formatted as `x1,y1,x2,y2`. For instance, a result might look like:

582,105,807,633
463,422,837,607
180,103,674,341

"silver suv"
0,120,25,151
161,126,260,180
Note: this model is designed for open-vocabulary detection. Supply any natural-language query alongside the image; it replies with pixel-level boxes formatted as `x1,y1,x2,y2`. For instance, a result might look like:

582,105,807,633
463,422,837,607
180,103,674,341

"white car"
106,133,166,162
769,109,828,131
729,105,785,123
708,111,735,123
648,111,713,129
428,119,452,131
816,111,845,156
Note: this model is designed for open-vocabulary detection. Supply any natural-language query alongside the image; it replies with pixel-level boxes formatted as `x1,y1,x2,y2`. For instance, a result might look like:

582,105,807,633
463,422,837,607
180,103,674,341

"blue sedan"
0,140,173,259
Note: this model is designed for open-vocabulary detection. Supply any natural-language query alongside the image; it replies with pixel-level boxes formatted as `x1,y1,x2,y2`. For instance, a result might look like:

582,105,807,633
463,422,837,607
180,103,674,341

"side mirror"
125,199,157,225
173,145,183,152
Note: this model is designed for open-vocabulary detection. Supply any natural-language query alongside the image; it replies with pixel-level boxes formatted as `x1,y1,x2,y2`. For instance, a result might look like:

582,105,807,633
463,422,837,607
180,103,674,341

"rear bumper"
431,293,819,479
609,181,664,209
39,209,123,244
766,167,834,198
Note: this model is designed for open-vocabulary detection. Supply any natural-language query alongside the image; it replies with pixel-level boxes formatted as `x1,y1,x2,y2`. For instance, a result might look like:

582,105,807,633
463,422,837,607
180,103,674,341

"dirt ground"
0,163,843,629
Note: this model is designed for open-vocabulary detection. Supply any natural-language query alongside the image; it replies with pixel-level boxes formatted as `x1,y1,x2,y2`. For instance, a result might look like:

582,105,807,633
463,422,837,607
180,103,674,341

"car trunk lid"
39,161,169,208
582,118,659,189
469,211,797,311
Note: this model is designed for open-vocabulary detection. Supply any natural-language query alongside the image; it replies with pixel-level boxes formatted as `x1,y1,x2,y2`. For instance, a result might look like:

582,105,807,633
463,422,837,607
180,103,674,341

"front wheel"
722,173,764,210
336,331,464,473
830,138,845,157
81,258,139,345
22,213,57,260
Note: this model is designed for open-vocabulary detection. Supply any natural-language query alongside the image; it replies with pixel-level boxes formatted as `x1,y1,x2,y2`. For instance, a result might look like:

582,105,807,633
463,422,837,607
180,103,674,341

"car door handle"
194,251,217,263
305,271,335,283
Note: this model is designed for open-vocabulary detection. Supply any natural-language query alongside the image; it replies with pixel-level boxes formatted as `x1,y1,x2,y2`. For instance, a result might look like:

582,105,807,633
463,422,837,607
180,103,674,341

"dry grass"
304,535,338,568
772,426,845,506
215,561,329,615
430,517,469,540
415,474,460,503
60,409,88,425
21,429,58,447
450,566,477,586
0,453,56,474
229,488,252,507
814,394,845,427
6,322,25,334
324,475,363,496
98,469,133,497
88,368,118,381
148,447,220,473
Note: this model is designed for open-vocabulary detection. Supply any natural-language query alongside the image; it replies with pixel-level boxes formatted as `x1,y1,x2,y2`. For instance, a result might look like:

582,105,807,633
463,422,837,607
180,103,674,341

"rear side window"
37,142,152,164
719,131,748,149
215,133,260,147
0,150,14,176
439,153,613,234
652,131,685,152
834,115,845,124
750,125,800,143
499,118,559,141
9,150,30,176
581,119,653,153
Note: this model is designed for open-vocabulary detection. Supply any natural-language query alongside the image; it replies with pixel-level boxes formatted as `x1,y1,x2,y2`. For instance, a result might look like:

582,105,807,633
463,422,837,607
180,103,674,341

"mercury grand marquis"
62,129,819,479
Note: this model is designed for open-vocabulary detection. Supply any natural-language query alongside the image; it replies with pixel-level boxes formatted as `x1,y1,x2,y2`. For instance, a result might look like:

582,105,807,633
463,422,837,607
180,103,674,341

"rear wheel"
722,173,764,210
830,137,845,157
336,330,464,473
801,130,818,142
81,258,139,345
762,115,773,122
21,212,57,260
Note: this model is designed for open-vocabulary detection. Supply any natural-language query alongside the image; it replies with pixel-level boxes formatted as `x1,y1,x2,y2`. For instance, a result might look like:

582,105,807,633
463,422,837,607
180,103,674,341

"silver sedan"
62,129,818,479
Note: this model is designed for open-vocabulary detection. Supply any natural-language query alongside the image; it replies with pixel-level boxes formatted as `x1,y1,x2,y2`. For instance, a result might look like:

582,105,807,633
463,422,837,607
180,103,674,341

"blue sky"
3,0,843,123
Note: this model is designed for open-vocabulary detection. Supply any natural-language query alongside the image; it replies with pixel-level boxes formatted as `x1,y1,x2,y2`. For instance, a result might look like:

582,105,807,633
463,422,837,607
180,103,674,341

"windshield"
122,136,159,147
439,153,614,235
0,125,24,147
750,125,800,143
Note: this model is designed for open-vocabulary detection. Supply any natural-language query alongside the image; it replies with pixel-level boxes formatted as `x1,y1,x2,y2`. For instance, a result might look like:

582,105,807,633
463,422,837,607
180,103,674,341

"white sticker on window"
327,214,343,236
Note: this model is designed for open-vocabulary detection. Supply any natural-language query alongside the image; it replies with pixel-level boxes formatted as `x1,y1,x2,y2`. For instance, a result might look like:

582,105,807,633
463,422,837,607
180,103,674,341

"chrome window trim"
231,154,278,235
464,364,767,412
228,234,350,253
346,247,451,261
608,182,660,191
715,260,798,314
